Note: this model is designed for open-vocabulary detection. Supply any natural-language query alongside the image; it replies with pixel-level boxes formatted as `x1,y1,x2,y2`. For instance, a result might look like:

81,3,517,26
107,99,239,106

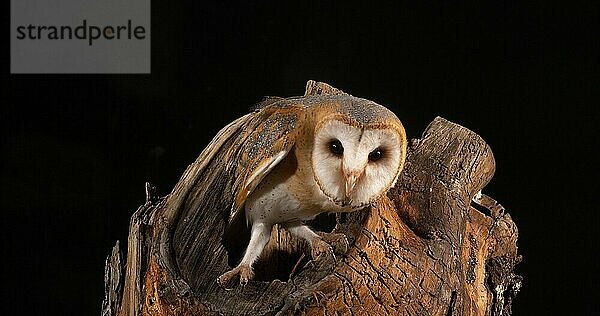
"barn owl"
212,83,407,286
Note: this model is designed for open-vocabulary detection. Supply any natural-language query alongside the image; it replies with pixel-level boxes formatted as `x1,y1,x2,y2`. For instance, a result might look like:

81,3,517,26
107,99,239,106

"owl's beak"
344,171,362,197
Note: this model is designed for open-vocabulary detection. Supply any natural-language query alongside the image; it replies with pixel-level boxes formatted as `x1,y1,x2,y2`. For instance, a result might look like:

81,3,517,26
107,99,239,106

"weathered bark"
102,82,521,315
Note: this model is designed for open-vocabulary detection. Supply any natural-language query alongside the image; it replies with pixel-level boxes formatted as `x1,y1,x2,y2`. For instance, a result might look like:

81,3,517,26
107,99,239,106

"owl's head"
311,99,407,209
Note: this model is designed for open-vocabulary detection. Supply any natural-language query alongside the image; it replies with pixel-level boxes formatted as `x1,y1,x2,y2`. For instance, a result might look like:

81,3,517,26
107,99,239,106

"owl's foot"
318,232,350,254
310,232,349,261
310,237,335,261
217,264,255,288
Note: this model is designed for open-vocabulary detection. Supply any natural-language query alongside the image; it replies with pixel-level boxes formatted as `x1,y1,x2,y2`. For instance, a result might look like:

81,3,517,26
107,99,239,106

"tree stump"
102,81,521,316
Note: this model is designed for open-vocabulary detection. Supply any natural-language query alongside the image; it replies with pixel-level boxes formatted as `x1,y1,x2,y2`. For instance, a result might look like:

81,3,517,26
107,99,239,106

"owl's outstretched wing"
171,98,304,272
227,100,304,223
174,99,304,256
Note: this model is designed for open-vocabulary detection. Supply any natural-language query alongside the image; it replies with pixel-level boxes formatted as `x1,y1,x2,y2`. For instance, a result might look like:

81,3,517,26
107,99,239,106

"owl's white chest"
245,153,348,225
245,180,304,224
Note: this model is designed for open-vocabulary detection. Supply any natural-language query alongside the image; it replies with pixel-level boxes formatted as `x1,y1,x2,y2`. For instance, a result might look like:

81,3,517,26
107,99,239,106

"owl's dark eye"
368,148,384,162
329,139,344,156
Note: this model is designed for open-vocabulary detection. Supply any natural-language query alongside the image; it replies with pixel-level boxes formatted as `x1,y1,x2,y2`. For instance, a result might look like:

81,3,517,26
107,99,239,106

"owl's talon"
318,232,349,255
217,264,254,287
310,237,335,261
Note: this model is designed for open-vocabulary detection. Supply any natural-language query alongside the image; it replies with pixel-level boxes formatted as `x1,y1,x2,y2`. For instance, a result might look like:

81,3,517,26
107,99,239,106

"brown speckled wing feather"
227,101,304,222
173,99,303,262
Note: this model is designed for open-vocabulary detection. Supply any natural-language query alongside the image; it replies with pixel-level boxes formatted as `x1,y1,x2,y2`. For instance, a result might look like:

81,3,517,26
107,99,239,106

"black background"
3,1,598,315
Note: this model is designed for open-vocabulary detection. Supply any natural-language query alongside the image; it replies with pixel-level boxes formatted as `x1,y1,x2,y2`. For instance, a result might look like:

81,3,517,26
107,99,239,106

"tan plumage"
190,83,408,286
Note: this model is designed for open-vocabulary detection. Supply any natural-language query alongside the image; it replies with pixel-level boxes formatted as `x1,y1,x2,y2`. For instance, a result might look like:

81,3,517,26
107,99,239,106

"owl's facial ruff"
312,117,405,209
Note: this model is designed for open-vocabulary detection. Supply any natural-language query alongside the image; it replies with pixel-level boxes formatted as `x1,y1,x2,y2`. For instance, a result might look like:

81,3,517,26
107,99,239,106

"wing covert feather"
174,98,304,240
228,103,304,222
